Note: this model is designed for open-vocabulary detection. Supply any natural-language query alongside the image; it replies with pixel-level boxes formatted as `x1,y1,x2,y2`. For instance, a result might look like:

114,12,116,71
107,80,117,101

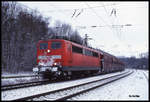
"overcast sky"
18,1,148,58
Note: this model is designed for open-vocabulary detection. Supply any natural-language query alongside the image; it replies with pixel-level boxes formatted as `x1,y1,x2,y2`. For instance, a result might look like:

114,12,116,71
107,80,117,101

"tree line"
118,52,149,70
1,1,83,73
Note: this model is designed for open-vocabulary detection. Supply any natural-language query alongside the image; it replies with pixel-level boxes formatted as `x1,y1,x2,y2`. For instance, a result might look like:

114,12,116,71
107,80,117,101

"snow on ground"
69,69,149,101
2,70,128,101
1,76,42,86
1,71,42,86
2,69,148,101
2,71,35,77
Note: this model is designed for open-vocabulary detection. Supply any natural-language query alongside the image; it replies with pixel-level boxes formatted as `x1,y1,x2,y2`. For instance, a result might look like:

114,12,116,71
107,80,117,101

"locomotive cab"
33,39,65,77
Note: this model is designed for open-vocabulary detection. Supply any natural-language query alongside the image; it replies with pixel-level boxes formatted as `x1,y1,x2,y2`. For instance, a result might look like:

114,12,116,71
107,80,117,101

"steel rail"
2,75,39,79
12,70,132,101
1,80,49,91
57,71,133,101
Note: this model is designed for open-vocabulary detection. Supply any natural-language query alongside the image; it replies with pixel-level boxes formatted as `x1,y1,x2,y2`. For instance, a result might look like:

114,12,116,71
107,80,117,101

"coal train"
33,39,125,79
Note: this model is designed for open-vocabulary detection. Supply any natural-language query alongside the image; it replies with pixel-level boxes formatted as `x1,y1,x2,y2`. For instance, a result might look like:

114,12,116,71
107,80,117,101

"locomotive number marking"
51,55,61,59
38,55,61,59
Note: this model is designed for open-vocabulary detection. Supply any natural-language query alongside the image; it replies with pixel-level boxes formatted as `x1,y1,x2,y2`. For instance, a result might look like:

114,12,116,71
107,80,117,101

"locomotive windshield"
39,43,48,50
51,42,61,49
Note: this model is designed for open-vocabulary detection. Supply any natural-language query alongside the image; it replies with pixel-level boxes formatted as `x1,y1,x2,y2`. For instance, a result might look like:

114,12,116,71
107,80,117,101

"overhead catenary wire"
21,2,83,31
47,3,115,31
20,3,130,38
72,9,77,18
85,2,117,36
108,4,127,54
48,3,91,42
101,2,133,34
101,2,114,25
103,2,124,41
19,2,140,57
48,3,81,29
75,9,83,18
111,4,123,41
20,2,131,39
100,2,118,40
86,2,133,56
104,3,120,40
110,4,129,47
46,3,119,12
19,2,146,14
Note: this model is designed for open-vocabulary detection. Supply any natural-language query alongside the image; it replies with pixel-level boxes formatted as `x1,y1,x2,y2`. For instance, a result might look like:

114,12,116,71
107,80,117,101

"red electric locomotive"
33,39,125,79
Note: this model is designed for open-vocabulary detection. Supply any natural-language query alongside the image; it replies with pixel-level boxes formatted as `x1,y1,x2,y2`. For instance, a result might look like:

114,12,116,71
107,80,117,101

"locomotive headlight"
54,62,57,66
47,49,50,53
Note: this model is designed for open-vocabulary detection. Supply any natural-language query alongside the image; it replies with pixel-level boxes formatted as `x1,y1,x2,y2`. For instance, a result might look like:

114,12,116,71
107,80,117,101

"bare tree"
2,2,50,73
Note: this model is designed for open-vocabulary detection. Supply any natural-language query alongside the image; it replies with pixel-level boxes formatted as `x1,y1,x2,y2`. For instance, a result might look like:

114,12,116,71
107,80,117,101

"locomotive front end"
33,39,64,78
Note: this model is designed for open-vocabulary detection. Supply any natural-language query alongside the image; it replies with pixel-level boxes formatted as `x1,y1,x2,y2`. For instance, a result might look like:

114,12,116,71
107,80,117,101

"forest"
119,52,149,70
2,2,83,73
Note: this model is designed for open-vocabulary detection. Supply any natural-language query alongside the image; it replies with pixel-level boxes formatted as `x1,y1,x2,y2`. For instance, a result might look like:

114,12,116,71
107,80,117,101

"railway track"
2,75,39,79
1,73,101,91
1,80,49,91
12,70,133,101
